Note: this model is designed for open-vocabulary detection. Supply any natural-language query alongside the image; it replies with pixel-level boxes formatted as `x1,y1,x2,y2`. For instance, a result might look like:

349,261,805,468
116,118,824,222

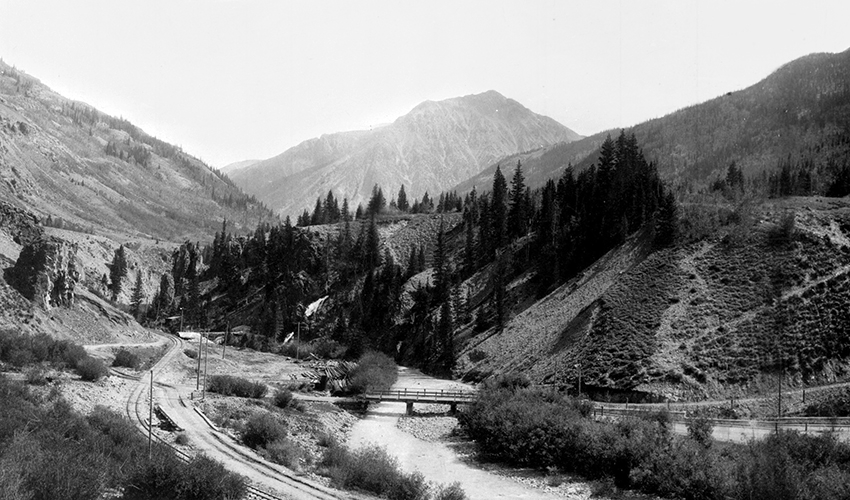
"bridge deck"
362,389,477,404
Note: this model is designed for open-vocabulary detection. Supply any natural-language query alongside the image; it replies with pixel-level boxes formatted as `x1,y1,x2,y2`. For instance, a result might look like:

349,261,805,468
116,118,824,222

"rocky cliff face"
0,200,43,246
7,235,84,309
232,90,582,217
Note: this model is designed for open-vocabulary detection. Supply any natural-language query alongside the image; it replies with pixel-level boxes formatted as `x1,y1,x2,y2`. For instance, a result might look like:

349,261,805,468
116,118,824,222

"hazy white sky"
1,0,848,168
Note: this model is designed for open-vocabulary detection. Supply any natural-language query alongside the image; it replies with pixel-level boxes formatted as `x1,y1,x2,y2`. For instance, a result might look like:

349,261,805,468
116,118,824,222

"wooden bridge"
361,389,478,414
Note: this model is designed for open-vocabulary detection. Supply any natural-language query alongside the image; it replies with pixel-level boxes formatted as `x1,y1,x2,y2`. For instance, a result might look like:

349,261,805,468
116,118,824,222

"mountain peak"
232,92,581,217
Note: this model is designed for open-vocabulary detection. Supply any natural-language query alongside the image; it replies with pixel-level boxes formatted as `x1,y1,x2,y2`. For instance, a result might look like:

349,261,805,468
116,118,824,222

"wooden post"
148,370,153,459
195,331,202,390
222,321,229,360
202,332,209,400
406,402,414,415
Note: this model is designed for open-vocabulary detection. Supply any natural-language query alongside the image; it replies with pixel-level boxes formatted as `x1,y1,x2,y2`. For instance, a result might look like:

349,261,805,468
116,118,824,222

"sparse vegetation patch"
207,375,267,398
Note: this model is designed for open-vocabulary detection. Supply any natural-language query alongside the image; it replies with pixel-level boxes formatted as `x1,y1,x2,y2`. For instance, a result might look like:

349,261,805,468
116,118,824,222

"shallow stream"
348,367,567,499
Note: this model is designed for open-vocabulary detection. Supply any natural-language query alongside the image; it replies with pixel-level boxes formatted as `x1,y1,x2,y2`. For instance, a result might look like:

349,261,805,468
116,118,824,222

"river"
348,367,571,500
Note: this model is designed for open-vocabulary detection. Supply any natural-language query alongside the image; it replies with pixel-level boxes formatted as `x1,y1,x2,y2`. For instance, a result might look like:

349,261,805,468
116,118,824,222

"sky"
1,0,848,169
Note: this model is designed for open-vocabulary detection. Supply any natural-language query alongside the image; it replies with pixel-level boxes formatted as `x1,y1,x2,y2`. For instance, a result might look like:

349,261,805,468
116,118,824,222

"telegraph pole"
296,322,301,362
222,321,229,360
196,331,202,391
148,370,153,459
203,331,209,400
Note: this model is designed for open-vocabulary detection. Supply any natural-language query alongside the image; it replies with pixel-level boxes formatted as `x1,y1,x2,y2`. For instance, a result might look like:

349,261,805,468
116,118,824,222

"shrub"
175,433,189,446
278,340,315,360
183,348,198,359
687,414,714,447
435,482,468,500
0,329,87,370
274,388,294,409
55,340,88,369
113,349,140,369
313,339,346,359
320,443,432,500
483,373,530,391
124,447,246,500
25,364,48,385
207,375,267,398
467,349,488,363
768,211,797,246
347,351,398,394
264,437,304,470
242,412,287,449
77,356,109,381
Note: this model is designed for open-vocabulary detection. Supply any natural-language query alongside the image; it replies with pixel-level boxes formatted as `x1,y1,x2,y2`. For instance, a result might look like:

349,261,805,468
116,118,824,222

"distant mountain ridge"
456,48,850,194
231,90,582,217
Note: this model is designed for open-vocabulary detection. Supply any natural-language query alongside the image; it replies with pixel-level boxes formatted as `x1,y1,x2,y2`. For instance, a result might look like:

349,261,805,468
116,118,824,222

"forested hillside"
457,48,850,199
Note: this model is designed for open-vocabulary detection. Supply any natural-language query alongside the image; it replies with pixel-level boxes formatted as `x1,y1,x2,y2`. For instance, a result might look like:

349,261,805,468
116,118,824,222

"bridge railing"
363,389,478,401
593,405,850,429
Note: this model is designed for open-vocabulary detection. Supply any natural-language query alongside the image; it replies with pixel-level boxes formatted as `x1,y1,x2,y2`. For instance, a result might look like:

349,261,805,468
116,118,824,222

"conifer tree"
491,166,508,249
437,299,455,374
464,211,475,274
508,160,527,240
367,185,386,215
109,245,128,300
433,216,448,303
364,216,381,271
397,185,409,212
130,272,144,319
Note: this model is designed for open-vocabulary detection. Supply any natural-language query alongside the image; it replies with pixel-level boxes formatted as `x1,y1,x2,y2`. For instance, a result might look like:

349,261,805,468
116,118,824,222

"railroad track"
123,332,353,500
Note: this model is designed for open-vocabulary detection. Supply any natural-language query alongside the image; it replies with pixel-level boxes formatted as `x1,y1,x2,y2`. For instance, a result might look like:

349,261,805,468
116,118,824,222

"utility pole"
203,331,209,400
180,307,184,332
296,322,301,362
222,321,229,360
196,331,202,391
148,370,153,459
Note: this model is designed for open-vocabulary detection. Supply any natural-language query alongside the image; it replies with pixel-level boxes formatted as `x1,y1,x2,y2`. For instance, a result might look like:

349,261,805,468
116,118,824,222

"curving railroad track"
122,332,358,500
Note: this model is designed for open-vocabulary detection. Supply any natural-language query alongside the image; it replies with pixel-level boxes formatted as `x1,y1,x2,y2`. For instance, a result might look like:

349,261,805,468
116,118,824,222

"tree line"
296,185,465,227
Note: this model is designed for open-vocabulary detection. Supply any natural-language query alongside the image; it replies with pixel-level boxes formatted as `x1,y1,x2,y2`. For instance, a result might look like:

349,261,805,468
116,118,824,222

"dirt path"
349,367,580,500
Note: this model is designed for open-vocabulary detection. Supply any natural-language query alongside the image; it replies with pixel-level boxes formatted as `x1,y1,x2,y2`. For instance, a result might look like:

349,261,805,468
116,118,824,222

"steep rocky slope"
456,48,850,195
457,197,850,402
0,61,273,242
232,90,581,217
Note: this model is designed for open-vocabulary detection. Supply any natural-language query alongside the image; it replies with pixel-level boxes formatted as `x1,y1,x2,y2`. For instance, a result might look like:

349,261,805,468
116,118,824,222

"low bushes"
458,384,850,500
77,356,109,381
207,375,267,398
242,412,287,449
0,329,106,381
241,412,305,470
263,437,304,470
347,351,398,394
320,442,465,500
112,349,141,369
0,376,244,500
124,448,246,500
274,388,294,409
